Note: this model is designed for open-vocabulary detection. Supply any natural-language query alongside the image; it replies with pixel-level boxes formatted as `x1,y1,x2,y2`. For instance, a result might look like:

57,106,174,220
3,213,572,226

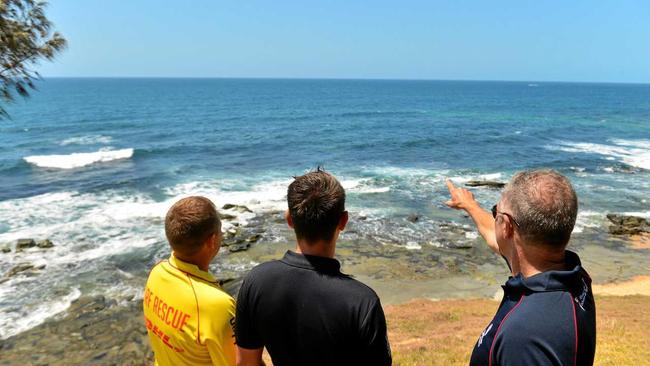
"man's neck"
174,251,210,272
295,239,336,258
515,244,566,278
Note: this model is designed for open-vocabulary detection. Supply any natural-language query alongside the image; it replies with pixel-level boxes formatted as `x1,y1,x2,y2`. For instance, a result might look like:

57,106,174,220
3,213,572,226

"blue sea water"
0,78,649,337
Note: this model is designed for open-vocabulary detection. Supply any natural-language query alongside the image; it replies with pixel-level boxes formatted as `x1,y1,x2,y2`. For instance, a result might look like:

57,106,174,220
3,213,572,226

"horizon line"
39,76,650,86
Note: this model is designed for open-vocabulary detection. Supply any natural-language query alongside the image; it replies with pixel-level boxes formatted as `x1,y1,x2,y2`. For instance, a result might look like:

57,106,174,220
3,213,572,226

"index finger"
445,179,457,193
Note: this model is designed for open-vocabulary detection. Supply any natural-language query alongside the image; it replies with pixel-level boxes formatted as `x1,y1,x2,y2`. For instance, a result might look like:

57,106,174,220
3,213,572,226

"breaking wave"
23,148,134,169
547,139,650,170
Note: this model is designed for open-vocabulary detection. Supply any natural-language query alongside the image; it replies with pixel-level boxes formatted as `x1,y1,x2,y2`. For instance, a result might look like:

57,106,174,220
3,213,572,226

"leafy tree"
0,0,66,118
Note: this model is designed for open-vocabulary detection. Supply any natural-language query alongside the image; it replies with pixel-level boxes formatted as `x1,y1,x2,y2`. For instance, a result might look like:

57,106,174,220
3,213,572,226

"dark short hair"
165,196,221,256
502,169,578,248
287,169,346,243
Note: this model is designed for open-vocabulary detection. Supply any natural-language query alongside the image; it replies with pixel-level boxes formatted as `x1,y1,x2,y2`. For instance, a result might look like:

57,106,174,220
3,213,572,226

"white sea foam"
448,172,503,184
60,135,113,146
24,148,134,169
620,211,650,219
405,241,422,250
573,210,604,234
363,166,439,177
166,179,290,214
548,139,650,170
341,179,391,194
0,288,81,340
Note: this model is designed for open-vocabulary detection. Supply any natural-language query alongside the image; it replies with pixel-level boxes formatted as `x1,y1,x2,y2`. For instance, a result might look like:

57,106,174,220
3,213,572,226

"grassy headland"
385,295,650,366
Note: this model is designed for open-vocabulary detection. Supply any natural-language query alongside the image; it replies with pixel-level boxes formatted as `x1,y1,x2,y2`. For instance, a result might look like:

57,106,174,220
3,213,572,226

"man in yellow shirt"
143,196,236,366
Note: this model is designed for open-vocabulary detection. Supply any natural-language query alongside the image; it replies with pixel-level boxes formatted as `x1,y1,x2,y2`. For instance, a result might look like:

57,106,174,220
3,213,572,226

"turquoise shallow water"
0,78,649,338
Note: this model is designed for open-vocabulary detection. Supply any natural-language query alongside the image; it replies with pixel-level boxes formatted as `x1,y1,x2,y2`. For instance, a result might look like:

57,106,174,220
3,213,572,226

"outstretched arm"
444,179,500,255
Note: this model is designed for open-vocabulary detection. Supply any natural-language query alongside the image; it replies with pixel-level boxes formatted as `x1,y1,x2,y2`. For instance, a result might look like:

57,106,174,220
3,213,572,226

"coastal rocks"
11,238,55,252
407,213,420,223
5,263,36,277
219,213,238,220
217,208,274,253
15,238,36,251
1,244,10,253
0,295,153,366
226,234,262,253
465,180,506,189
37,239,54,248
228,242,251,253
606,214,650,235
1,263,46,284
222,204,252,213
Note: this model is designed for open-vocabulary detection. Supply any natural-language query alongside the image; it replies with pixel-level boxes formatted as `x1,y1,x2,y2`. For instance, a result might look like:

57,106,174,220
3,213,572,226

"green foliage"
0,0,66,118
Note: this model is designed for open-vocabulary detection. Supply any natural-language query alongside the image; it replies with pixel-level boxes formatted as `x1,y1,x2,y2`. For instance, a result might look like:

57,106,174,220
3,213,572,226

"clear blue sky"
40,0,650,83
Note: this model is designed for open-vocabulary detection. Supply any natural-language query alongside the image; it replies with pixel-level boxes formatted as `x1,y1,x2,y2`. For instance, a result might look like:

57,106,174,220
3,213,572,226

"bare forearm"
465,203,499,254
444,179,499,255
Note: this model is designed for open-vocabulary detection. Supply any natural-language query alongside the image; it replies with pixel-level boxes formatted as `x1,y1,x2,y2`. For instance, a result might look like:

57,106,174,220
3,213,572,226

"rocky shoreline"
1,209,649,365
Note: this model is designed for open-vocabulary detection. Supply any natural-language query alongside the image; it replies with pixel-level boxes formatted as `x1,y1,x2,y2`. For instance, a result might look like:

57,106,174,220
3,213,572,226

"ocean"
1,78,649,339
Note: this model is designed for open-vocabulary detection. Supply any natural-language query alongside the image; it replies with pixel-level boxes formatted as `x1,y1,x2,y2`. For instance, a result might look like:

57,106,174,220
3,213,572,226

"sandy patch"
630,233,650,249
593,275,650,296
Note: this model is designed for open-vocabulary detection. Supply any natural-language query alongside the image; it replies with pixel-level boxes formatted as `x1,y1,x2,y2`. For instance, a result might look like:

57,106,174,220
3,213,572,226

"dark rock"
5,263,35,277
1,244,10,253
0,295,154,365
222,204,252,213
37,239,54,249
606,214,650,235
15,238,36,251
219,213,237,220
357,215,367,221
222,238,245,247
448,242,474,249
465,180,506,189
407,214,420,223
228,242,251,253
247,234,262,243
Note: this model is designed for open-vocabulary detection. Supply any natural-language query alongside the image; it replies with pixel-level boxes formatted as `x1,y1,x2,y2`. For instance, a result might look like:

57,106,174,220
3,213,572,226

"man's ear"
285,210,294,228
205,232,218,250
338,211,349,231
503,217,516,239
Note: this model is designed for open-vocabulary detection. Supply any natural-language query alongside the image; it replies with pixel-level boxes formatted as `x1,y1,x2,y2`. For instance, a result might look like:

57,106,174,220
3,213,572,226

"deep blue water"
2,79,649,201
0,78,649,338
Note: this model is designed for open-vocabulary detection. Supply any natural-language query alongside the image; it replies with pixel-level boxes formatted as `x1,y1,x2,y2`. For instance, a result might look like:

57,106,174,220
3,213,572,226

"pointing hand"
445,179,478,211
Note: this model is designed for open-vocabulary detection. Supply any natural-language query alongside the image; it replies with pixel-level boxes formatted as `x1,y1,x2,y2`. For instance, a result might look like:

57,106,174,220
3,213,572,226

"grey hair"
502,169,578,248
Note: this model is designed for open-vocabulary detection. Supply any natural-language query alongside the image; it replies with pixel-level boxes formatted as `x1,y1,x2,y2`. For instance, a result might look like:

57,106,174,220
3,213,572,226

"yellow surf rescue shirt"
143,253,236,366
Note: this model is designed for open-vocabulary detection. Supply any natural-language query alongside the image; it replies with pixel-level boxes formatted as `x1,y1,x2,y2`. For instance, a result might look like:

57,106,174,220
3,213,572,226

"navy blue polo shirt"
470,250,596,366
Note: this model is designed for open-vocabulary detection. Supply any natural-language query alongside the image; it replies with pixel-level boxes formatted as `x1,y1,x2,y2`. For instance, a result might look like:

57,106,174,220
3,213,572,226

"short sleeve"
359,299,392,366
234,276,264,349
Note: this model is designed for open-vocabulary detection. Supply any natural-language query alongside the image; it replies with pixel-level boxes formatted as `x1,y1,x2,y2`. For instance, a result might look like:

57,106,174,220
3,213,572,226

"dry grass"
384,296,650,366
258,296,649,365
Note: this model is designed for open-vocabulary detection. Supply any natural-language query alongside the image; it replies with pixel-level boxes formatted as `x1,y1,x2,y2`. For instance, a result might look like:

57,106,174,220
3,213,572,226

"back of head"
502,169,578,249
287,169,346,243
165,196,220,257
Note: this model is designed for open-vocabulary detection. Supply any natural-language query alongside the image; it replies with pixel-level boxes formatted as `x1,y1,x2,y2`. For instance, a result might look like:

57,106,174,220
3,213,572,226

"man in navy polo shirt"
235,169,392,366
446,169,596,366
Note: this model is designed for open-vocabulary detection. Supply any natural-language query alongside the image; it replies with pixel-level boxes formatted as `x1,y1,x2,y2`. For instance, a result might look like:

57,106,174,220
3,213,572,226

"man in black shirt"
235,169,392,366
445,170,596,366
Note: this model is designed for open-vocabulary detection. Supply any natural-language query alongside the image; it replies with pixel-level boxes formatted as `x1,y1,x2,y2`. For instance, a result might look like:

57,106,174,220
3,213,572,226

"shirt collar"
280,250,342,274
168,252,217,283
505,250,589,293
